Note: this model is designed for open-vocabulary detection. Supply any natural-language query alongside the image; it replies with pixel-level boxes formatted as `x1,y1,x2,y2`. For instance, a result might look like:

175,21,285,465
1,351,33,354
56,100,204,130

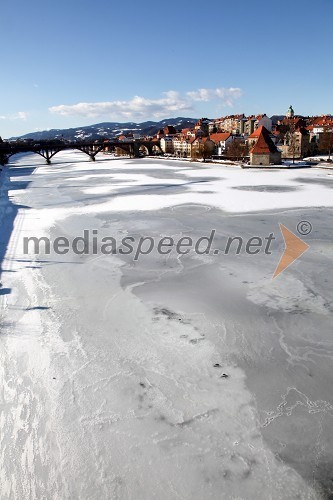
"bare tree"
285,123,299,164
226,140,249,159
191,141,213,162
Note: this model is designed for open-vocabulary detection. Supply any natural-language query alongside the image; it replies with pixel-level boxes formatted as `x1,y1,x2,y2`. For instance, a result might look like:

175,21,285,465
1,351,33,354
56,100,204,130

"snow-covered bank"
1,150,332,499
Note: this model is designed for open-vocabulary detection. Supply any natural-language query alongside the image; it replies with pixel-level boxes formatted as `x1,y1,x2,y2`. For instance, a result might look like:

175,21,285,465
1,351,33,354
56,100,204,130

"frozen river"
1,151,333,499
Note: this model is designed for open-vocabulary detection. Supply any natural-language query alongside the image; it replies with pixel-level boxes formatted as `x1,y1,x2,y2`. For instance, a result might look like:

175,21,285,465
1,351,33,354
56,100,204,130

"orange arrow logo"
273,224,310,278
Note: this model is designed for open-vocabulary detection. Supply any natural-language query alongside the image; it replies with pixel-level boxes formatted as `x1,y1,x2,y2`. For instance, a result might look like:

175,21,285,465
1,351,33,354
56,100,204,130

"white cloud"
0,111,28,121
49,91,192,119
186,87,243,105
16,111,28,120
49,87,243,119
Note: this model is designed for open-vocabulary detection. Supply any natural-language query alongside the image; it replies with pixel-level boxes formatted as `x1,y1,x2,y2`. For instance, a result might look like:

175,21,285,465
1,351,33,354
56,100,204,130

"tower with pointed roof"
249,126,282,166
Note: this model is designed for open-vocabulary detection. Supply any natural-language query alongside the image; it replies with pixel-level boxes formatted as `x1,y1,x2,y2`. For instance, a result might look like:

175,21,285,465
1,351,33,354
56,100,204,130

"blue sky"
1,0,332,138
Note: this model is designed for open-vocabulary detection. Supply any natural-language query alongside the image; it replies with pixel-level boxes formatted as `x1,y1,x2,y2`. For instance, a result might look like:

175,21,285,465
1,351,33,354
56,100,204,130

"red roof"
209,132,231,143
309,115,333,126
248,125,266,139
163,125,176,135
250,127,279,155
190,137,212,144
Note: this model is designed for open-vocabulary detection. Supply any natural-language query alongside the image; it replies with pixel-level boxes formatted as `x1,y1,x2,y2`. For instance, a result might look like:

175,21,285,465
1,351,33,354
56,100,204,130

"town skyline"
2,105,331,140
3,108,332,167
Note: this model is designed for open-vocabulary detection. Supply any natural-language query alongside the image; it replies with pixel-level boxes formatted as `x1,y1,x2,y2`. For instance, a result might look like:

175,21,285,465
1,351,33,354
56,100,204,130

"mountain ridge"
10,117,198,141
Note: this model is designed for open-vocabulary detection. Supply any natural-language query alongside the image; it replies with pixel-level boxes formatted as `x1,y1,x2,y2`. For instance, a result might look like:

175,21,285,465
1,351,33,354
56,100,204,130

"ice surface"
0,151,332,499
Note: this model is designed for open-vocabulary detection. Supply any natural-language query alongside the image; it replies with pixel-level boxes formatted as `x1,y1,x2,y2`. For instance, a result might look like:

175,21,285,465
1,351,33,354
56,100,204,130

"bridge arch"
115,144,134,157
139,145,149,156
0,139,162,165
151,144,162,155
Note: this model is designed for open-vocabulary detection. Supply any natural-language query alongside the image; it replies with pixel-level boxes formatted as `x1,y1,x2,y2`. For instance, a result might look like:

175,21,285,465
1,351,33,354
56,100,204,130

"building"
194,118,210,136
219,114,245,134
243,114,272,136
276,128,312,159
180,128,195,140
257,114,272,132
308,115,333,135
210,117,226,132
209,132,232,155
243,116,257,136
163,125,177,136
190,137,215,159
172,137,191,157
156,125,177,139
160,136,174,154
249,126,281,165
246,125,276,148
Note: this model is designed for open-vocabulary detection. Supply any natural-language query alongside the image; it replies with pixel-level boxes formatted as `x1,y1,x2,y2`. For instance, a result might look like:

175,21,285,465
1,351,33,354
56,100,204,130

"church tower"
286,105,295,118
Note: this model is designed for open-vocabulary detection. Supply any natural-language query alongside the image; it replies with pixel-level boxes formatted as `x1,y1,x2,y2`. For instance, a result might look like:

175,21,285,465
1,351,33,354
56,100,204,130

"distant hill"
11,117,198,142
270,115,285,125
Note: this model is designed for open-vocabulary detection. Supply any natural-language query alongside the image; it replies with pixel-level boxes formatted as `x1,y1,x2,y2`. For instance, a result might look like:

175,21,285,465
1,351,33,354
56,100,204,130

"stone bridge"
0,139,162,165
